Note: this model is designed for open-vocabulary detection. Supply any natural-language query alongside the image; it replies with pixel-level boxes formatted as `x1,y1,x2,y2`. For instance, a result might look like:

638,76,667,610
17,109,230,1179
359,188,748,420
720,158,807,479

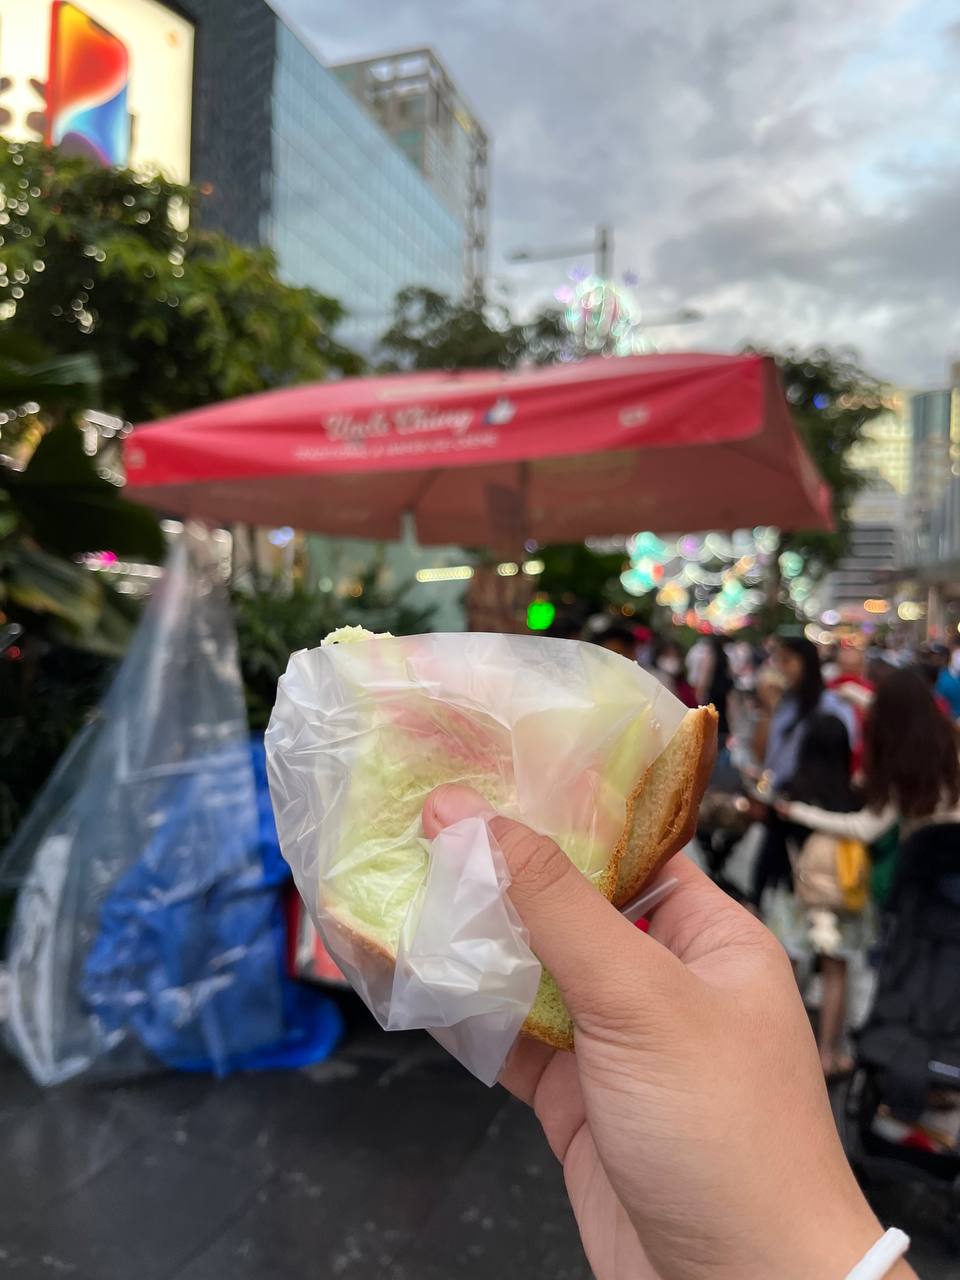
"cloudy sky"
276,0,959,388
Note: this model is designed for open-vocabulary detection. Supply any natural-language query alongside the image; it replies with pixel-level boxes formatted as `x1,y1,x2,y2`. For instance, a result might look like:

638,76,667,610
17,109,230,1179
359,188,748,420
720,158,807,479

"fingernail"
427,784,496,831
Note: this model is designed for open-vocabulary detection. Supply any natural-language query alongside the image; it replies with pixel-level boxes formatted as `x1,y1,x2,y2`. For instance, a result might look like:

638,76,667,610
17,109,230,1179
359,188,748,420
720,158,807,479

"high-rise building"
908,387,958,566
847,388,912,495
0,0,474,352
820,388,910,620
821,481,902,620
332,49,489,300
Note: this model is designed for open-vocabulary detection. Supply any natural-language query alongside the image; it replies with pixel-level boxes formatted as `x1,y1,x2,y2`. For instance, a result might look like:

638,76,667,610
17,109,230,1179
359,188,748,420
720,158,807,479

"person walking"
697,634,734,748
652,639,698,707
771,713,871,1077
827,641,874,774
936,638,960,721
777,666,960,858
750,636,857,908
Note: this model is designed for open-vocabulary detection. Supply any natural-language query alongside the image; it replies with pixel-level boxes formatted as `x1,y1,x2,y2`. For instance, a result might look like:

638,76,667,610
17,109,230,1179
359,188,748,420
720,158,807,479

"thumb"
422,784,687,1033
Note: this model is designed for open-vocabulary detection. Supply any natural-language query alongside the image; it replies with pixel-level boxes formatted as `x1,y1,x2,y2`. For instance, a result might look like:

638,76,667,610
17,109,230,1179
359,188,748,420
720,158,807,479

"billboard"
0,0,194,181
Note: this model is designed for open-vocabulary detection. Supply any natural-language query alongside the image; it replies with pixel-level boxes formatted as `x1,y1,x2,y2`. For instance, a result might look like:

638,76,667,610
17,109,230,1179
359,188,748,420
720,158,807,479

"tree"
538,542,635,619
0,142,361,424
751,345,885,575
0,345,164,845
232,571,437,731
379,286,568,371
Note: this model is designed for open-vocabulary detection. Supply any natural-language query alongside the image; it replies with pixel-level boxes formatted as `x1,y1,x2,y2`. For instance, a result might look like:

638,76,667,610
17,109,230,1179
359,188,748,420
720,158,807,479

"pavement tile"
399,1098,591,1280
7,1135,265,1280
1,1082,142,1223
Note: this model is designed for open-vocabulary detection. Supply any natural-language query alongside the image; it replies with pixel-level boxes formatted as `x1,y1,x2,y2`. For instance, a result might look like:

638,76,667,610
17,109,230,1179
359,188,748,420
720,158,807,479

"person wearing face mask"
653,639,698,708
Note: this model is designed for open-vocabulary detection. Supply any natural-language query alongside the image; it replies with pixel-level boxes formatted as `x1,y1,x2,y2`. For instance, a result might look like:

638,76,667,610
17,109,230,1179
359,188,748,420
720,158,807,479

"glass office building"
179,0,466,352
267,24,463,351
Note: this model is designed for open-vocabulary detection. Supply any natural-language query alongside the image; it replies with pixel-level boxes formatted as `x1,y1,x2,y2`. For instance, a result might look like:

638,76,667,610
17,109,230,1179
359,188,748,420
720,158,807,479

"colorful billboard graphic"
46,2,131,167
0,0,194,181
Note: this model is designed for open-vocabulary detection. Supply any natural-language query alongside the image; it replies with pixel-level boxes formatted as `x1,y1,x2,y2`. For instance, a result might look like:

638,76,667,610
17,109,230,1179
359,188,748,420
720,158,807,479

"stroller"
842,822,960,1248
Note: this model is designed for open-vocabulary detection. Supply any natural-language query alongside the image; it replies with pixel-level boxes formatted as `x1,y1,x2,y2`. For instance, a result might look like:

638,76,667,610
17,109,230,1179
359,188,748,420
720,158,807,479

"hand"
423,786,914,1280
774,798,793,819
745,797,769,823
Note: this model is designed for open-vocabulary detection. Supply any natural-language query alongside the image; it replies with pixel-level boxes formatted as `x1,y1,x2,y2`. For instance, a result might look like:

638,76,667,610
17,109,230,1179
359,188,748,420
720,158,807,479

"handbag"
836,837,870,911
794,832,869,912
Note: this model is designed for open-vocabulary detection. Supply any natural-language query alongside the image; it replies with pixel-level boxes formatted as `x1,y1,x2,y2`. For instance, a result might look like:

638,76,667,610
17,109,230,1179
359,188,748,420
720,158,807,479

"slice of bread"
521,705,718,1051
322,702,718,1056
615,705,719,908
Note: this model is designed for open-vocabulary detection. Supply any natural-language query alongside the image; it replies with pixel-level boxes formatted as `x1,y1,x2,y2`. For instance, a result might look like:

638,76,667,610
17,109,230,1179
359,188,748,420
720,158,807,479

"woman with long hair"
763,637,857,786
772,714,866,1077
750,637,857,907
778,668,960,846
697,635,734,745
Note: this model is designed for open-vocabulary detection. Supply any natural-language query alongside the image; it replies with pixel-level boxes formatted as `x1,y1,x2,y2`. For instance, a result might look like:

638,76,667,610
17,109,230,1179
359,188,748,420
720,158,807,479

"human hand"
423,785,914,1280
774,798,793,819
745,797,769,824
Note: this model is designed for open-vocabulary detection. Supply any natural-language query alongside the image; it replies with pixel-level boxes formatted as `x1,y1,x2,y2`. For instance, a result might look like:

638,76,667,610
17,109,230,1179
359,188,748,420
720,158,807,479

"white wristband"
845,1228,910,1279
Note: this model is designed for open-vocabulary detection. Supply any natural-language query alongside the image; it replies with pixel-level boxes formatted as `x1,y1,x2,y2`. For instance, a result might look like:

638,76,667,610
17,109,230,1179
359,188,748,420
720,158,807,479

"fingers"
642,852,770,968
499,1034,555,1105
423,784,688,1034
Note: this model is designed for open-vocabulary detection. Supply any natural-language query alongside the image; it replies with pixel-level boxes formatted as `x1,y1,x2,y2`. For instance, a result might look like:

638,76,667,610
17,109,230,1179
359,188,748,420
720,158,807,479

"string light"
415,566,474,583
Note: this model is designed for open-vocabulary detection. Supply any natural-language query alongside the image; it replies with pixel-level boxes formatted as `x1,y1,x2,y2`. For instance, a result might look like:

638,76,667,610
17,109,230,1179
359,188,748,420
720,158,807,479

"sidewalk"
0,1022,588,1280
2,1011,956,1278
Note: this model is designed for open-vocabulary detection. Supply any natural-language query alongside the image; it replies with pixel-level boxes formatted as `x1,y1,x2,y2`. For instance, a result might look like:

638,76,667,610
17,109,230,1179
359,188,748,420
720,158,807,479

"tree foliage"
752,345,886,573
0,340,160,650
379,286,568,372
233,571,437,731
538,542,634,619
0,142,361,423
0,346,156,845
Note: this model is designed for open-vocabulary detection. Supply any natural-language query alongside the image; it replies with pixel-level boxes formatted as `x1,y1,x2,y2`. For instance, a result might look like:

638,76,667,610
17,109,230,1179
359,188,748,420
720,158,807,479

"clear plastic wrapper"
2,526,317,1084
266,632,686,1084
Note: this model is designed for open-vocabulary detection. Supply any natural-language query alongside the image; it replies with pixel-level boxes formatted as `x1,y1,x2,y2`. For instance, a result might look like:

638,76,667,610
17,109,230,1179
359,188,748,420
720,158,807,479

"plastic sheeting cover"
3,526,294,1084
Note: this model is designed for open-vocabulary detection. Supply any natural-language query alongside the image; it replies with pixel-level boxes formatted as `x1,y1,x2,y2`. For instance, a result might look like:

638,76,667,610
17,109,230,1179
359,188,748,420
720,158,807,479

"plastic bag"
3,526,340,1084
266,632,686,1084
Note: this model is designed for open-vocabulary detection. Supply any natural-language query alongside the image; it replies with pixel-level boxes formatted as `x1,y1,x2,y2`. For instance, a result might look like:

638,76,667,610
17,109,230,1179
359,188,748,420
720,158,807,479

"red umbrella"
124,352,831,543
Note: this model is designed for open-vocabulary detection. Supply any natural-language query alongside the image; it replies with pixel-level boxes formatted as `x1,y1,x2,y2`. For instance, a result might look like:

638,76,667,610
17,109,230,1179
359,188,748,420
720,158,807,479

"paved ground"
1,1010,590,1280
3,997,959,1279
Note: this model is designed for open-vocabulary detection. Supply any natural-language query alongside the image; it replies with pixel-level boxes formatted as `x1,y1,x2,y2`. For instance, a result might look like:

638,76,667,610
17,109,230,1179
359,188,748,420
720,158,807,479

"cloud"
275,0,960,386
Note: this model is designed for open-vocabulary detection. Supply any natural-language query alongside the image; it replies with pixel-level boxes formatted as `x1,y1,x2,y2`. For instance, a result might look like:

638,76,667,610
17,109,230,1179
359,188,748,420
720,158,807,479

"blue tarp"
81,737,342,1074
5,530,340,1083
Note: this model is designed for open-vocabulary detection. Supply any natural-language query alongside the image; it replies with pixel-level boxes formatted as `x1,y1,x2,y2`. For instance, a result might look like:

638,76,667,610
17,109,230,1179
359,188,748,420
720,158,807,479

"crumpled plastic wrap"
266,632,686,1084
2,526,328,1085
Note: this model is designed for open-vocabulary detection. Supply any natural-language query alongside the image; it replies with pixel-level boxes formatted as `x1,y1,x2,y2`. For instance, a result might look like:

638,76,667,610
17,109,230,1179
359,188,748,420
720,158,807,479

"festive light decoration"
619,526,813,631
564,275,634,353
778,550,804,579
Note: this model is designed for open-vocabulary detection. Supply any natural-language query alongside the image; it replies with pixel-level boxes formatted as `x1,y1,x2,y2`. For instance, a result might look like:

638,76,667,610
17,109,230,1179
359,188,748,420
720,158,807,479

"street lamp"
508,223,613,280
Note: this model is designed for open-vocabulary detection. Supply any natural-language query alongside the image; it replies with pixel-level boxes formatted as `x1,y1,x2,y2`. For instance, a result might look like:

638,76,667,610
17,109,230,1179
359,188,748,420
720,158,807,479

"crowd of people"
587,616,960,1098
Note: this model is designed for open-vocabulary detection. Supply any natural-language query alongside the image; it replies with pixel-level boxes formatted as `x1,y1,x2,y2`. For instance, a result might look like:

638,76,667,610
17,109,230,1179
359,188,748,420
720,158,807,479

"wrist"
790,1211,916,1280
878,1260,915,1280
736,1198,911,1280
